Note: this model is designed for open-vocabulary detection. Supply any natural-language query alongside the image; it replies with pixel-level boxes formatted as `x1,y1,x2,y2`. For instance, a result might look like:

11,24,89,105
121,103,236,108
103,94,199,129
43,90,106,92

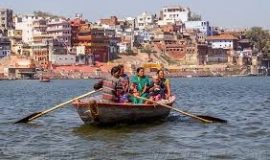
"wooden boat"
40,76,50,82
72,96,176,125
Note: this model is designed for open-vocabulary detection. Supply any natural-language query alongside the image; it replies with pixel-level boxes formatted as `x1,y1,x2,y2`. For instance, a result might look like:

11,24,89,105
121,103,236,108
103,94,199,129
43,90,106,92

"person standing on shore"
157,69,171,99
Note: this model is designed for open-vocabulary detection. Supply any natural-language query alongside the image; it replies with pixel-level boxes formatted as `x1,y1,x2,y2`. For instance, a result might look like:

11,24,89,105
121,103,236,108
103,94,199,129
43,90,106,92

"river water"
0,77,270,160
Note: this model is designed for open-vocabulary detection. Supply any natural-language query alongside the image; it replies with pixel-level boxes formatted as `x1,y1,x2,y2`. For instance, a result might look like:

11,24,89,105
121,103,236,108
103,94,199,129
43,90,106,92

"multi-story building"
70,18,110,62
184,21,211,35
207,34,238,50
0,37,11,58
15,15,49,44
47,18,71,46
99,16,119,27
7,29,22,53
30,43,49,69
136,12,155,30
0,8,13,33
69,17,87,46
158,6,190,26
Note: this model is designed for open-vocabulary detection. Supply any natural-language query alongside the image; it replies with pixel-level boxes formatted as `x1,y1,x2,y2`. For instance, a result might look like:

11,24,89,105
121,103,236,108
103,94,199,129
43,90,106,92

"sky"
0,0,269,29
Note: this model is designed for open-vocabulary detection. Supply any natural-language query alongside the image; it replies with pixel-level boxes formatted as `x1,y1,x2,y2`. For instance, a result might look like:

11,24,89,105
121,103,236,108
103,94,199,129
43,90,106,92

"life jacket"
102,77,120,102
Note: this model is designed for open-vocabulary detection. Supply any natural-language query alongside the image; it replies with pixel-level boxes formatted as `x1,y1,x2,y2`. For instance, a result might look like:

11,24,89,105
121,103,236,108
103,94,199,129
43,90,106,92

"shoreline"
0,73,267,81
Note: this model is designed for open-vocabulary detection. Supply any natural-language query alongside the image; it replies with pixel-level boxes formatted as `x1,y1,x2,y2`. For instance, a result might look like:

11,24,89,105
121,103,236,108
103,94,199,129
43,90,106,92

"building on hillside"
124,17,136,30
158,6,190,26
0,37,11,58
50,54,76,66
234,49,252,66
47,18,71,47
117,42,129,53
75,46,94,65
0,8,13,34
30,43,50,69
15,15,49,44
206,48,230,64
7,29,22,53
207,34,238,50
136,12,155,30
69,17,87,46
99,16,119,26
164,43,186,61
3,58,36,79
185,45,198,65
197,44,208,65
160,23,184,33
184,21,211,35
134,30,153,43
196,32,207,44
71,21,110,62
153,31,177,43
104,29,119,59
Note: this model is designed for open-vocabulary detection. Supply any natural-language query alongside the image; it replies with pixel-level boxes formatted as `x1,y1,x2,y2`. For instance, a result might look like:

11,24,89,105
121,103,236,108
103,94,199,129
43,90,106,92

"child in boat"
129,83,140,98
118,64,130,103
148,75,163,101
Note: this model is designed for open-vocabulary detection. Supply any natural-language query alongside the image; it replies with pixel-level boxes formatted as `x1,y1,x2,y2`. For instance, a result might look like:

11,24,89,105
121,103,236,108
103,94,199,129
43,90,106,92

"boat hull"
73,96,175,125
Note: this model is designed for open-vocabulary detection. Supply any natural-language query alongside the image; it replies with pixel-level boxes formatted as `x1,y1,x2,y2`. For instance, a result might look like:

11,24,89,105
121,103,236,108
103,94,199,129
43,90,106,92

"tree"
33,11,63,19
188,12,202,21
245,27,270,57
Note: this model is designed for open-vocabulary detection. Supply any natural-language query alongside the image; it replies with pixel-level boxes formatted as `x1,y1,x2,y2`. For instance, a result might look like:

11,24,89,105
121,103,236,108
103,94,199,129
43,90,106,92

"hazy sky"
0,0,269,29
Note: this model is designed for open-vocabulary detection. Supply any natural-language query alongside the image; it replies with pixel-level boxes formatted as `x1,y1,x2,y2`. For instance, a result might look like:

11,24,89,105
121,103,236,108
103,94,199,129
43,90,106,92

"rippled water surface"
0,77,270,160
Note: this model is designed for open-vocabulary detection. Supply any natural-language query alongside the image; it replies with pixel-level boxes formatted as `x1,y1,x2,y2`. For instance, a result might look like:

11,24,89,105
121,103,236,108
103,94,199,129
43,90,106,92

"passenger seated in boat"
130,67,150,104
118,64,130,103
93,66,122,103
157,69,171,99
129,82,140,98
148,75,163,101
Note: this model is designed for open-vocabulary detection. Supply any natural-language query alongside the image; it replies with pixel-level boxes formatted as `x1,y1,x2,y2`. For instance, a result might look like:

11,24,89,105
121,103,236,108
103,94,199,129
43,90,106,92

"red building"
69,18,109,62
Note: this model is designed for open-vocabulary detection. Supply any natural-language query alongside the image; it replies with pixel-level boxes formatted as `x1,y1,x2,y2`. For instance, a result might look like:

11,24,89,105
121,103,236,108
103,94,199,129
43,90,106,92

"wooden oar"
135,96,227,123
15,89,102,124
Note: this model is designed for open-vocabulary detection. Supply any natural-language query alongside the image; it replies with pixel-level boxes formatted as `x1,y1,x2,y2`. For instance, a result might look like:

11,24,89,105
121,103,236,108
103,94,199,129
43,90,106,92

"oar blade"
15,112,42,124
196,115,227,123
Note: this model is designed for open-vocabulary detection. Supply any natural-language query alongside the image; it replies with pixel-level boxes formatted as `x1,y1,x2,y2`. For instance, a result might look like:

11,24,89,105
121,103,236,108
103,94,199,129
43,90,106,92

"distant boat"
40,76,50,82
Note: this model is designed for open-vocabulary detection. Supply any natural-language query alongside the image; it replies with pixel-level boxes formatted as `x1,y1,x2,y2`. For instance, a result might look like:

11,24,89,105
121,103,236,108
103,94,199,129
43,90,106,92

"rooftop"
207,34,238,40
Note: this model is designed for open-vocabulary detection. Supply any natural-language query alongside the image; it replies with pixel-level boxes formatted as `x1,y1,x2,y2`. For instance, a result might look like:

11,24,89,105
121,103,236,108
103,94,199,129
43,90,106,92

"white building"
117,42,129,53
136,12,155,30
158,6,190,26
134,30,153,43
207,34,237,49
185,21,211,35
47,18,71,46
50,54,76,65
15,15,48,44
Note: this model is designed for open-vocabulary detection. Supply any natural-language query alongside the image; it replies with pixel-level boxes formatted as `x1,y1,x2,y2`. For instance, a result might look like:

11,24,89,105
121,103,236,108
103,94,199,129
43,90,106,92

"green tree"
188,12,202,21
245,27,270,57
33,11,63,18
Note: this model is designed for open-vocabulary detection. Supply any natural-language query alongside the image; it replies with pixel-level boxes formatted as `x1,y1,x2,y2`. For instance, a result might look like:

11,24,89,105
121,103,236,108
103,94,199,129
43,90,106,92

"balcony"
32,24,47,28
77,35,92,41
47,26,71,32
